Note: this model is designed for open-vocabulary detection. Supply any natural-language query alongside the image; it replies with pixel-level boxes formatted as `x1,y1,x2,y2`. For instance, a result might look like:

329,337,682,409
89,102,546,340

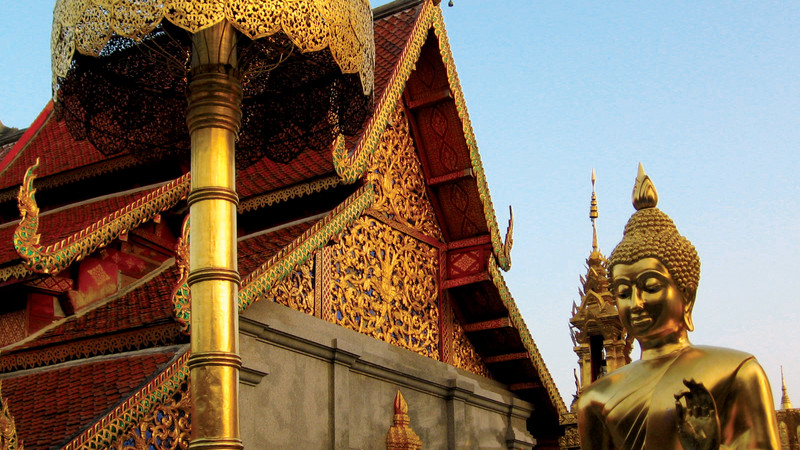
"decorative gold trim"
13,161,190,274
333,0,436,183
488,257,567,415
237,176,342,213
171,184,375,333
109,377,191,450
62,350,190,450
238,183,376,312
314,250,324,319
0,324,182,373
0,381,23,450
0,264,30,283
172,215,191,335
52,0,375,96
332,3,513,271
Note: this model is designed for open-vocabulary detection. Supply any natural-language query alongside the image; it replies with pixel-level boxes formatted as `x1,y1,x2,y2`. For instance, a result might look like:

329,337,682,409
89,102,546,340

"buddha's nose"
632,288,645,309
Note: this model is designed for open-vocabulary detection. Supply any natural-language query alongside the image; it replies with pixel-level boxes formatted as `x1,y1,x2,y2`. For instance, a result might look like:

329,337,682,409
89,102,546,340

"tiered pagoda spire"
569,171,631,399
782,366,794,410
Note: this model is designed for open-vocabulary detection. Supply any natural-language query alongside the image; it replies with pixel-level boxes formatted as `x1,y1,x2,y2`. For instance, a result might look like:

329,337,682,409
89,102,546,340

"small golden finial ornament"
386,391,422,450
632,163,658,210
590,169,599,252
781,366,794,410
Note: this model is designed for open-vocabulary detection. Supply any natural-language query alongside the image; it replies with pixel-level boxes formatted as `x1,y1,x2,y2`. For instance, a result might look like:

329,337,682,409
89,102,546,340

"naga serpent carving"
14,158,190,274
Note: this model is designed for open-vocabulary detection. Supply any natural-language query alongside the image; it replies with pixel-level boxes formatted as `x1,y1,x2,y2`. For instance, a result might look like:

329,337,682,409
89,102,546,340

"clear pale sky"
1,1,798,409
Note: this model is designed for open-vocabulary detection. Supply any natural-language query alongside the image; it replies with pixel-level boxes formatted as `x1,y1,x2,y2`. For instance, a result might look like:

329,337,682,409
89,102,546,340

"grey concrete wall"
239,300,535,449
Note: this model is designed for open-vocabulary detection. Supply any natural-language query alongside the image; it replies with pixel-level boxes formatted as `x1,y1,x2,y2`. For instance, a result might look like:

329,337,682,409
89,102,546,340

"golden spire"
590,169,599,252
632,162,658,210
386,391,422,450
781,366,794,410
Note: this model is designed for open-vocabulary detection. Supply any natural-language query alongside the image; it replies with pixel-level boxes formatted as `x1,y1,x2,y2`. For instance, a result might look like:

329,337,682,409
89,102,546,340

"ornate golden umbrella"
51,1,374,448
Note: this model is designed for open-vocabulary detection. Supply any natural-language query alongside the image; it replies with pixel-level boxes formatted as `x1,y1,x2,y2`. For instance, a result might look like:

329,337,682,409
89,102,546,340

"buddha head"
608,165,700,339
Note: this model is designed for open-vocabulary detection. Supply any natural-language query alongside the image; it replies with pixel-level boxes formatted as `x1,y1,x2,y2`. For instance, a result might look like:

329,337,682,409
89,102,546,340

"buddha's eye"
643,278,663,293
615,285,631,299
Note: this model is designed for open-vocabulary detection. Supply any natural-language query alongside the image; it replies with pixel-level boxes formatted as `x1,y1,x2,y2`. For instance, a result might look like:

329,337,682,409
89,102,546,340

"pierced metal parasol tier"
50,1,374,449
51,0,375,165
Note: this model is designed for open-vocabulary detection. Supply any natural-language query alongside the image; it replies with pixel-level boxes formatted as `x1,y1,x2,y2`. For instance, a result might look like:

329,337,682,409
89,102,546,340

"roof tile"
0,189,157,266
3,350,175,449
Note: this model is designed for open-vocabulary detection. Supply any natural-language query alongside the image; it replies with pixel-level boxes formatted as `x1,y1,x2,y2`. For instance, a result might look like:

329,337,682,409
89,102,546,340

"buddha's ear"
683,289,696,332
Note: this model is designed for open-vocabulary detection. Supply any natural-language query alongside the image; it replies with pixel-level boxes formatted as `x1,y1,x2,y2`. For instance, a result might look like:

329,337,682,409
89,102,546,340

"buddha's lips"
630,314,653,328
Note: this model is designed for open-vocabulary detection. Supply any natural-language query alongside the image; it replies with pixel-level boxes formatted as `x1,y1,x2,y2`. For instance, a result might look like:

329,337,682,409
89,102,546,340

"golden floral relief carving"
329,216,439,359
451,317,490,378
112,381,191,450
262,256,315,315
0,381,22,450
368,106,443,242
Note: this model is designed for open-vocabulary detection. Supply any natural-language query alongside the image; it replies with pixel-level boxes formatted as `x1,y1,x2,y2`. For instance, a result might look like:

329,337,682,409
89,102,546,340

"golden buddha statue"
576,165,780,449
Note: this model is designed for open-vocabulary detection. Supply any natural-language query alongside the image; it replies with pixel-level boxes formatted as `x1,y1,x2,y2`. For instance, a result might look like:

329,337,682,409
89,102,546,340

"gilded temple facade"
0,0,566,448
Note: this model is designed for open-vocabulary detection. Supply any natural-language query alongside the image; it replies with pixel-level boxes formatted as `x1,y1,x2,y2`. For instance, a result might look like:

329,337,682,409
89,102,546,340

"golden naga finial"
503,205,514,262
386,391,422,450
16,158,41,244
632,162,658,210
0,381,23,450
172,215,191,335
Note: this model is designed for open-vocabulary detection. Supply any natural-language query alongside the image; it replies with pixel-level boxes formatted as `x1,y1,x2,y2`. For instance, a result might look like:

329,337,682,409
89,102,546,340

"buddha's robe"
577,346,780,449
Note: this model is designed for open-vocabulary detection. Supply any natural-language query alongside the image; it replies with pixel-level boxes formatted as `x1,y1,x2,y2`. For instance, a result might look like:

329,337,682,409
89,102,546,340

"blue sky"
2,1,798,408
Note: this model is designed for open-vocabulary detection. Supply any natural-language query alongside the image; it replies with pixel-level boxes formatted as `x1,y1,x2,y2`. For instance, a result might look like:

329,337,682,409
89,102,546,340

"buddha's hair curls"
608,207,700,300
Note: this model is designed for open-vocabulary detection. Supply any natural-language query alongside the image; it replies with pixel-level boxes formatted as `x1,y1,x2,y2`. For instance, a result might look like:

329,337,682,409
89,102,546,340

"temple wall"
239,300,535,449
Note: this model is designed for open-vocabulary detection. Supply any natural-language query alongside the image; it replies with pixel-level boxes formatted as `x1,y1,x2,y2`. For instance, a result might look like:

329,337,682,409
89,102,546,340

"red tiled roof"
228,6,424,198
0,107,110,191
2,7,424,202
237,150,335,198
10,263,180,353
3,349,176,449
238,220,321,277
374,4,424,104
10,219,320,353
0,188,162,266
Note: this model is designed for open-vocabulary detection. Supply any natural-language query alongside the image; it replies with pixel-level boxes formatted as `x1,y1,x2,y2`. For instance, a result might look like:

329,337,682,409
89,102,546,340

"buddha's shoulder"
676,345,755,369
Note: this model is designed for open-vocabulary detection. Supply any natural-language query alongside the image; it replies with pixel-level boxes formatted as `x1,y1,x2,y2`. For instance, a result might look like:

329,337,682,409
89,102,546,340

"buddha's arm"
576,397,613,450
719,358,780,450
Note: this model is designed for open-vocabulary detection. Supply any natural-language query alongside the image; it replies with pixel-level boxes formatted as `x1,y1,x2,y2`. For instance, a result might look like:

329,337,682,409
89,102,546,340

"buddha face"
611,257,687,342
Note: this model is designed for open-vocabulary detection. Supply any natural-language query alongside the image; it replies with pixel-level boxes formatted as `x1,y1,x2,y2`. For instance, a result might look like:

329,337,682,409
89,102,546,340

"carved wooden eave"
488,260,567,414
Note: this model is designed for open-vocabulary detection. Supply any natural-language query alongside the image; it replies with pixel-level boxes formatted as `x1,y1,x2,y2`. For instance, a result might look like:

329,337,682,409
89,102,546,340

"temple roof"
0,0,566,444
0,186,159,267
2,347,181,449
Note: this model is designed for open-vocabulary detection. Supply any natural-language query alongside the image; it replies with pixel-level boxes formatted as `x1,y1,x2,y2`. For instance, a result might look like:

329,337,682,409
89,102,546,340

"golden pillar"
185,22,243,450
51,3,375,449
